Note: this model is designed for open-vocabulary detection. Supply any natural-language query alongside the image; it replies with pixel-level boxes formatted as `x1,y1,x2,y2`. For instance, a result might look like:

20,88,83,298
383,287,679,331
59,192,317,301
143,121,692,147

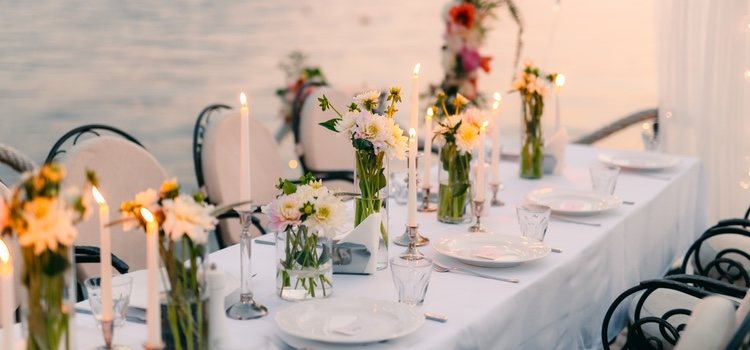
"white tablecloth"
13,145,707,349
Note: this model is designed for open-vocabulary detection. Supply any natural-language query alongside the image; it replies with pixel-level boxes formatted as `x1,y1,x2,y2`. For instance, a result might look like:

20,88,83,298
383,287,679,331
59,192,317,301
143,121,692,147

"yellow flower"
40,164,65,183
17,197,77,255
160,178,179,197
456,123,480,153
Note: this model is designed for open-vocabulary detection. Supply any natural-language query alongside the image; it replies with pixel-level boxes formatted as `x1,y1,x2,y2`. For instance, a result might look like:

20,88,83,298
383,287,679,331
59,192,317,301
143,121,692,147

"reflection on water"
0,0,656,189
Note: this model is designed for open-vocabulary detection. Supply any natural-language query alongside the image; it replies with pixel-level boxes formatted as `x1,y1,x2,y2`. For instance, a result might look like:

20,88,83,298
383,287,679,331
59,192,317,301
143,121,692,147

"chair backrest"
56,135,167,277
296,87,355,175
682,226,750,287
201,111,282,245
675,296,736,350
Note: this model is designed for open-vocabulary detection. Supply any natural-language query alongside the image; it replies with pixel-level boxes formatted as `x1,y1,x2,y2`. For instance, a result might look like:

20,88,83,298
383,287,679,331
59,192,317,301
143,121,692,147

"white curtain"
658,0,750,222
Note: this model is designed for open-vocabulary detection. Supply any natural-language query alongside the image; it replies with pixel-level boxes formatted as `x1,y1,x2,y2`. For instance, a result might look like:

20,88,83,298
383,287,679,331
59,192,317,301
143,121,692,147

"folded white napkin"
545,127,569,174
335,212,380,274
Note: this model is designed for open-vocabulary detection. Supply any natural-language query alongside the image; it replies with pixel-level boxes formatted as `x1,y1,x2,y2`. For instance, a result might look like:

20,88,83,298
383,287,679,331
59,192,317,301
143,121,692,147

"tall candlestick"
141,208,162,348
554,74,565,131
422,107,433,189
475,122,488,202
490,92,502,184
0,239,14,350
92,186,113,322
239,92,252,211
407,128,418,226
410,64,421,132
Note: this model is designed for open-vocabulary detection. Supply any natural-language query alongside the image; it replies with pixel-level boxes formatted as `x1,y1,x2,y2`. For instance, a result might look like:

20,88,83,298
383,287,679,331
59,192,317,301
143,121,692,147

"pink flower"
460,48,482,73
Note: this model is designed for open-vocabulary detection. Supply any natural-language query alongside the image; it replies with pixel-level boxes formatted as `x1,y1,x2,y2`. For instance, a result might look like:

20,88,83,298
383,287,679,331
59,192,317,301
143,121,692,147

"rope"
0,144,36,173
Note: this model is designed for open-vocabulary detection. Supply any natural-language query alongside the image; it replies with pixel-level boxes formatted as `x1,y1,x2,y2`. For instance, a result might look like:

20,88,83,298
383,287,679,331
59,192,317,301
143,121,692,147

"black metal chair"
192,104,267,249
673,226,750,288
726,309,750,350
602,276,745,349
289,81,355,184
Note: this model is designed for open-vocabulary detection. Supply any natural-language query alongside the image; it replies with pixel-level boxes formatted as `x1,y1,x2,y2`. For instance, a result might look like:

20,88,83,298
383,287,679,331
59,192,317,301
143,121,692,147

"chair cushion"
60,136,167,277
201,112,281,244
628,288,701,349
674,296,735,350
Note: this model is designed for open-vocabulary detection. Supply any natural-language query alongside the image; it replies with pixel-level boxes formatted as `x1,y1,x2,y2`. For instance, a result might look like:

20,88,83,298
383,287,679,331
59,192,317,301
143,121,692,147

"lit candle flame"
426,107,433,120
92,186,106,206
0,240,9,264
493,92,502,102
140,208,155,223
555,74,566,88
481,121,489,131
413,63,421,76
409,128,417,140
240,92,248,107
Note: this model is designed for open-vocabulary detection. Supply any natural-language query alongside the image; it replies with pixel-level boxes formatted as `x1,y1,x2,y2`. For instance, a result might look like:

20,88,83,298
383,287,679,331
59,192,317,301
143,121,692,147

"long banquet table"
52,145,705,349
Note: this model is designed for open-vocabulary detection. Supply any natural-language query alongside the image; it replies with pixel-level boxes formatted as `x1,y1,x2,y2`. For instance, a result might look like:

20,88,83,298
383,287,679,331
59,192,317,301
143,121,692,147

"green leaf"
352,138,374,151
299,172,315,185
348,102,360,112
319,118,340,132
281,181,297,195
318,95,331,111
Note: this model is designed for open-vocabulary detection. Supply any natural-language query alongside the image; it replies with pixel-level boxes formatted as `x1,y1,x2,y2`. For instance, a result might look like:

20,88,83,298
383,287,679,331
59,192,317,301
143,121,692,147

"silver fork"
432,263,519,283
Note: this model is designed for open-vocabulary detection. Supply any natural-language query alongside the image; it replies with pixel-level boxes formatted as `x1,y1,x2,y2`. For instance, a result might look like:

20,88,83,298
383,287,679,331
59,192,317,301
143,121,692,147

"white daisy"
161,195,217,245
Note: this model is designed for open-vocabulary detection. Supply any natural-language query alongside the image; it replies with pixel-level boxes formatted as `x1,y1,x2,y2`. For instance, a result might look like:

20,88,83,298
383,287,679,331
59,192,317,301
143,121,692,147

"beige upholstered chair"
200,111,282,246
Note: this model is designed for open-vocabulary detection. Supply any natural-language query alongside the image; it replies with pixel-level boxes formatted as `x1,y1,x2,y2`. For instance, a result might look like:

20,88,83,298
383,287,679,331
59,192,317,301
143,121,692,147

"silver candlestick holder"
490,182,505,207
226,209,268,320
399,224,425,259
394,223,429,247
468,200,487,232
418,187,437,212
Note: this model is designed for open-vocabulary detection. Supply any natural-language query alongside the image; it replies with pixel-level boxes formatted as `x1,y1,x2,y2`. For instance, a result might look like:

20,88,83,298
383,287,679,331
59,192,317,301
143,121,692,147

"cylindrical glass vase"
276,226,334,301
520,99,544,179
20,244,76,350
437,142,472,224
353,149,390,270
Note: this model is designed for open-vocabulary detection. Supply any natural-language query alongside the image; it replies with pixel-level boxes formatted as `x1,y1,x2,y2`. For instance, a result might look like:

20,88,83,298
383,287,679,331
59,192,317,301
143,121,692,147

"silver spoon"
432,263,519,283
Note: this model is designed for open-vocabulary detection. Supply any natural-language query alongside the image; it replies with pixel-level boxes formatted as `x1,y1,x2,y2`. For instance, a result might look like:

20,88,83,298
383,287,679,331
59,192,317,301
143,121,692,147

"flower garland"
276,51,326,134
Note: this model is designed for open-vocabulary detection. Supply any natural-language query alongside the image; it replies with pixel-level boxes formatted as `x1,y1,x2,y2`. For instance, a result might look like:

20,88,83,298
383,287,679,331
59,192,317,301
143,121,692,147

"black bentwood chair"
47,124,169,300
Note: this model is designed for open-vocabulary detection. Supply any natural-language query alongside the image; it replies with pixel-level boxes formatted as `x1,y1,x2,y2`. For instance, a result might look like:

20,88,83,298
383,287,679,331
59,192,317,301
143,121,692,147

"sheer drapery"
657,0,750,222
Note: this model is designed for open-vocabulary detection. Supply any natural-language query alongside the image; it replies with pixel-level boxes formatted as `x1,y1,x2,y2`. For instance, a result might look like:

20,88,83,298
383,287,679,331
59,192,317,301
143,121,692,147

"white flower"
263,192,303,232
122,189,159,231
161,195,217,245
384,119,408,160
18,198,77,255
462,108,486,127
455,122,481,153
339,111,358,135
354,90,380,111
296,181,329,201
355,111,390,143
306,194,346,238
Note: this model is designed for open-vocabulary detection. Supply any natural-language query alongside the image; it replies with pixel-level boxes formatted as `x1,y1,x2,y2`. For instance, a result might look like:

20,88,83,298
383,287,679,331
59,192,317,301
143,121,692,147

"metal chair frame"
675,226,750,287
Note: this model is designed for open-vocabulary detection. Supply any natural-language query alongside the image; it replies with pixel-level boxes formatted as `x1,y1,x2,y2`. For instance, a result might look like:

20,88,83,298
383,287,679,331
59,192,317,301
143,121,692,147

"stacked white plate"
434,233,551,268
598,151,679,170
525,187,622,216
275,298,424,345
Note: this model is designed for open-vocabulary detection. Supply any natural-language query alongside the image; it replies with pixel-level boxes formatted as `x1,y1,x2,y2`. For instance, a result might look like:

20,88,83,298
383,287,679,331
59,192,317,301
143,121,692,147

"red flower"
480,56,492,73
449,3,476,28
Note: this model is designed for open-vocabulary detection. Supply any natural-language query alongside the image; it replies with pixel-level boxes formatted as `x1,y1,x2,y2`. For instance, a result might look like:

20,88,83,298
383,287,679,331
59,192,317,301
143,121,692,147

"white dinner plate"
275,298,424,345
598,152,679,170
525,187,622,216
434,233,550,268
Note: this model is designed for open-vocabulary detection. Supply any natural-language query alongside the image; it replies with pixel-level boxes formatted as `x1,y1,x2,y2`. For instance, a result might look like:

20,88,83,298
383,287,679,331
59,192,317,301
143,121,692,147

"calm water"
0,0,656,188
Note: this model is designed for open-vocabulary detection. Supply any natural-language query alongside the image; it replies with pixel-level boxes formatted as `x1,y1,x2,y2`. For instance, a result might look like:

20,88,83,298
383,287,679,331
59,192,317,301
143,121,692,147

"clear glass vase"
520,99,544,179
20,244,76,350
353,149,390,270
160,237,209,350
276,226,333,301
437,142,472,224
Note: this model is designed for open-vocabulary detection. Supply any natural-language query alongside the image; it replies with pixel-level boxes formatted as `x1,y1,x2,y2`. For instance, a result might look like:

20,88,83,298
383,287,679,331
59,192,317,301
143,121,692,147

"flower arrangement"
276,51,327,135
510,61,555,178
263,173,345,300
318,87,406,268
436,0,523,114
1,163,92,350
120,178,218,350
433,92,487,223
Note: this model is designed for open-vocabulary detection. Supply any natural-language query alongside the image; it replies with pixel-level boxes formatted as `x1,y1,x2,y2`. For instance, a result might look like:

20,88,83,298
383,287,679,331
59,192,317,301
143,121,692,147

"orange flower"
480,56,492,73
449,3,476,28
